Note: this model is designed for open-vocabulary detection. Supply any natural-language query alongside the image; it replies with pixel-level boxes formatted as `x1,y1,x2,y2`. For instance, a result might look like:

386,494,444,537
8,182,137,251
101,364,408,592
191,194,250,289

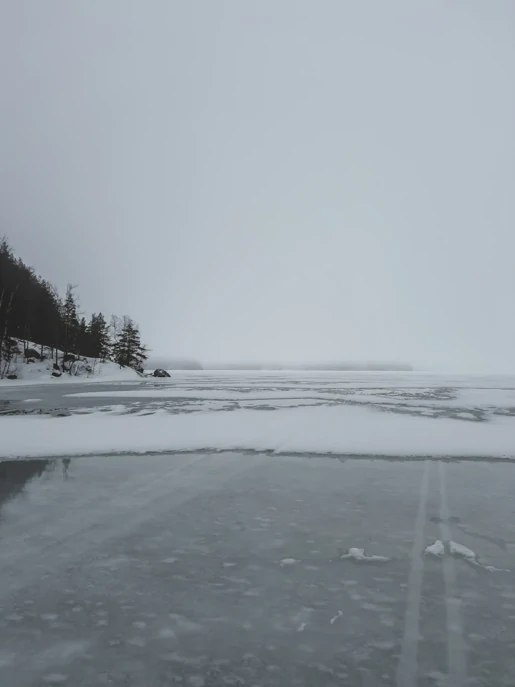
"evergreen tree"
88,312,111,361
112,317,148,371
76,317,89,356
0,335,19,378
61,284,79,359
0,237,148,375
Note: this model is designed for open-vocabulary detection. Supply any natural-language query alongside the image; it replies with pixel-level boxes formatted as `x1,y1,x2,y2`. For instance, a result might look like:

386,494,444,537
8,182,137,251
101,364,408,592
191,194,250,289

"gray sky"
1,1,514,370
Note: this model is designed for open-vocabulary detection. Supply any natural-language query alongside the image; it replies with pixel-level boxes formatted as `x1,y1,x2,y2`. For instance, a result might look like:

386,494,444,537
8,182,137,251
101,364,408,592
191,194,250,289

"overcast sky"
1,1,514,370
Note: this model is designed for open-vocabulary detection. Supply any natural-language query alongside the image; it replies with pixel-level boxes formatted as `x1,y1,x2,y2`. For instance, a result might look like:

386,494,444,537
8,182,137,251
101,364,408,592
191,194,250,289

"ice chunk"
425,540,445,557
449,541,475,560
340,548,390,563
425,539,509,571
280,558,299,566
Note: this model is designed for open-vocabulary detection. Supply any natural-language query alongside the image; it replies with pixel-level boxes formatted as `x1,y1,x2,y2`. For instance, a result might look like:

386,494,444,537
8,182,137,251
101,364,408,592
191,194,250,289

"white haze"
1,1,514,371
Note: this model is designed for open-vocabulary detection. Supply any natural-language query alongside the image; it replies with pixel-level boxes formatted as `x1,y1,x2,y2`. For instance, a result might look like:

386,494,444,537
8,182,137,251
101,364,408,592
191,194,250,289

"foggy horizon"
1,2,514,373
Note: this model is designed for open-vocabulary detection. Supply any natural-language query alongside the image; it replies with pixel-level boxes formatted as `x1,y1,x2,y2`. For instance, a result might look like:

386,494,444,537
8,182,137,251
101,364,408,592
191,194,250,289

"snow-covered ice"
1,401,515,460
2,371,515,460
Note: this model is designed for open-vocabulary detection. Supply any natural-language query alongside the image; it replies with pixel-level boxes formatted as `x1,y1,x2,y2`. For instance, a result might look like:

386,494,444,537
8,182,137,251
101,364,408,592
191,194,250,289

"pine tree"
88,312,111,361
0,335,19,378
1,238,149,377
61,284,79,360
112,317,148,371
76,317,89,357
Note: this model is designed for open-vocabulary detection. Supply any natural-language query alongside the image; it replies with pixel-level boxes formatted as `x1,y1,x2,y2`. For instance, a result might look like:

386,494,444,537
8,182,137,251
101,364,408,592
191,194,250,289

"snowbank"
0,359,141,386
1,404,514,460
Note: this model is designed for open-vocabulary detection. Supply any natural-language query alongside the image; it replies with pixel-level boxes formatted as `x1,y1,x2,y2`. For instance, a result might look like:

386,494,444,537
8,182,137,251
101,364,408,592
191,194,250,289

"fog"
1,1,514,372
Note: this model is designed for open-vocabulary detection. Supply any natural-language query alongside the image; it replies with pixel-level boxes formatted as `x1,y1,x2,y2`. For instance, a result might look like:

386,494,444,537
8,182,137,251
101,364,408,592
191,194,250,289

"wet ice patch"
35,641,89,667
93,555,131,569
340,548,390,563
157,628,177,639
243,587,261,597
0,650,15,667
370,640,396,651
43,675,67,684
162,653,206,667
127,637,146,647
132,620,147,629
169,613,204,633
6,613,24,622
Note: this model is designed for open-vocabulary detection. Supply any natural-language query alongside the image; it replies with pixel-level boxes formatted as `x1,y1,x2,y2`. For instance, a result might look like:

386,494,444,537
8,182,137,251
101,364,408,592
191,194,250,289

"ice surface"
65,380,515,409
0,451,514,685
2,401,515,460
2,371,515,460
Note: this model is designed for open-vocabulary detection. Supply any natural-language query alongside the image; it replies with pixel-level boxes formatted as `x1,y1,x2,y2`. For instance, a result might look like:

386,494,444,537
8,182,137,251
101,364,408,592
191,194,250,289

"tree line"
0,237,148,376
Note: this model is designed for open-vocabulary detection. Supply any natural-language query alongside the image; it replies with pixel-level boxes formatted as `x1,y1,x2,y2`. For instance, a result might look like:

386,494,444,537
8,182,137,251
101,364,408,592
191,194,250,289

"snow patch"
425,540,445,557
340,548,390,563
0,341,141,386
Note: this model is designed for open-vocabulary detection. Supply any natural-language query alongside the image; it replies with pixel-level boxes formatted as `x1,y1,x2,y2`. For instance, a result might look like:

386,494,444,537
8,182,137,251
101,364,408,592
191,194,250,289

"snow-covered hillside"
0,341,142,385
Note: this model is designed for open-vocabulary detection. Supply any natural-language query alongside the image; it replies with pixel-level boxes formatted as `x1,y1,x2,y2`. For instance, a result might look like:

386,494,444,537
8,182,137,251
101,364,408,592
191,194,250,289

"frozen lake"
1,372,515,685
2,370,515,459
